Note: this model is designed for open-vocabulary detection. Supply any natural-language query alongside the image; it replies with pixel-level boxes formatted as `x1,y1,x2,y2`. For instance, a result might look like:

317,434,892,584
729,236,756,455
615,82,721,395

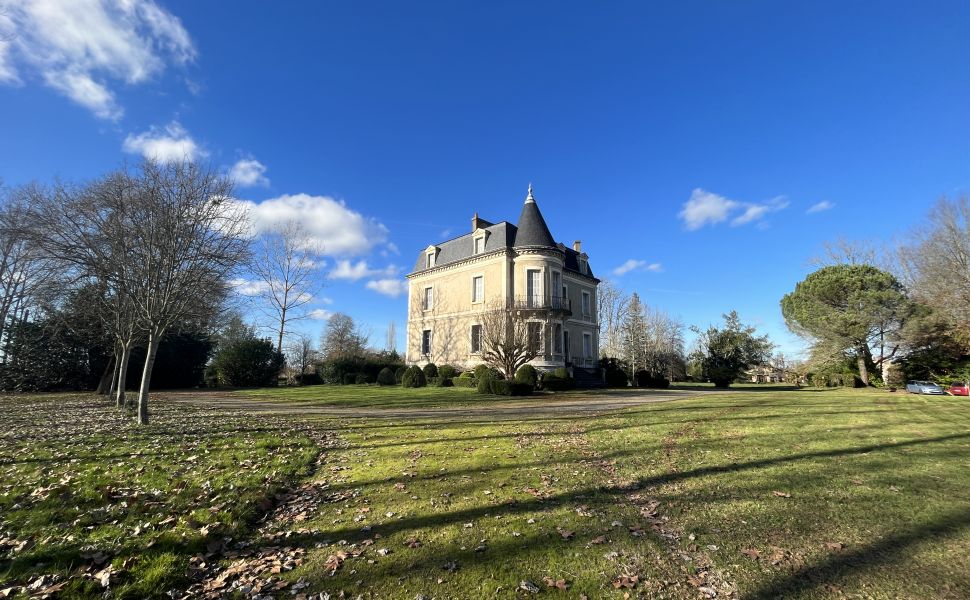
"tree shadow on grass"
745,505,970,599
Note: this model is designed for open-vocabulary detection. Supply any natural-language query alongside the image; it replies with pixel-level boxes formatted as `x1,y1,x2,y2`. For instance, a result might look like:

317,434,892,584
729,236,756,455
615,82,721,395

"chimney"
573,240,582,252
472,212,480,232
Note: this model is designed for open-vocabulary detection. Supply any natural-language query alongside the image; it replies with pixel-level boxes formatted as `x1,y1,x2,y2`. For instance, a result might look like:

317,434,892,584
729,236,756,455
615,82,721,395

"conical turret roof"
513,185,557,248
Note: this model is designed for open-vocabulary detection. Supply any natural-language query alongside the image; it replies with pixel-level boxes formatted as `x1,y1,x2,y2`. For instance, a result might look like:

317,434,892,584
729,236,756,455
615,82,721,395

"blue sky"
2,1,968,356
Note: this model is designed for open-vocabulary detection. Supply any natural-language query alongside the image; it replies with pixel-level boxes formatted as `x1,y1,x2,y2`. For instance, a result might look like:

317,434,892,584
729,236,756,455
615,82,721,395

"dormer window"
579,256,588,274
473,235,484,254
426,252,436,269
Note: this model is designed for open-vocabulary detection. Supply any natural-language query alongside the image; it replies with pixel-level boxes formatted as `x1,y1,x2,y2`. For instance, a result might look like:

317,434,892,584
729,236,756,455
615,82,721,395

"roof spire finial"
525,182,535,203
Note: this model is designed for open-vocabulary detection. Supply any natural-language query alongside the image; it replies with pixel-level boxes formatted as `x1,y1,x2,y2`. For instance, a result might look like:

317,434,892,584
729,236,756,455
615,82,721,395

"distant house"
405,186,600,372
746,364,785,383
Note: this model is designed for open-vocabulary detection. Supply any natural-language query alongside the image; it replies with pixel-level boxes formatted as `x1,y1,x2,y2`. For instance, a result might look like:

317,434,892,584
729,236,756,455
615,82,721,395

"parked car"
905,380,945,395
948,382,969,396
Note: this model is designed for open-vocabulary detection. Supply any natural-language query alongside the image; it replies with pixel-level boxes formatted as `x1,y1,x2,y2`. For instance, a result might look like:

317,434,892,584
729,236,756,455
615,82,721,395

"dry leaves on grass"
771,491,792,498
612,574,639,589
542,576,569,590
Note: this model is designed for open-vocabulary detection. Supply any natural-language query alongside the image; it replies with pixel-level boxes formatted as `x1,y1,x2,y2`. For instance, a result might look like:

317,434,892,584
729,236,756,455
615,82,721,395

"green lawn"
277,386,970,599
241,383,485,408
0,394,322,599
4,386,969,599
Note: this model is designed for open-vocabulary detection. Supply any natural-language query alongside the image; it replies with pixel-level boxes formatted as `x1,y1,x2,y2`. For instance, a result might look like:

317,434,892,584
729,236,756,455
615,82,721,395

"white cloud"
679,189,739,230
328,260,398,281
238,193,390,256
612,259,663,276
308,308,333,320
807,200,835,214
0,0,195,119
229,158,270,188
123,121,205,162
680,188,788,230
229,277,269,296
366,278,407,297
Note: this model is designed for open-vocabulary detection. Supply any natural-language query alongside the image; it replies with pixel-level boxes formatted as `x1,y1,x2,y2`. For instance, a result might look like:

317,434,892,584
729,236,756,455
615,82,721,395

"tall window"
422,330,432,355
528,322,542,354
472,276,483,303
426,252,435,268
551,271,561,303
582,291,591,317
554,323,563,354
583,333,592,359
423,286,433,310
527,269,542,307
474,236,484,254
470,324,482,353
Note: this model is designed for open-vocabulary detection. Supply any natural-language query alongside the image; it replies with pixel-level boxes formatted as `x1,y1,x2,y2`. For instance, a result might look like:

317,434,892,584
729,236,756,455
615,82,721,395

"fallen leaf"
741,548,761,560
542,576,569,590
612,575,639,589
556,527,575,540
772,491,791,498
519,580,541,594
824,542,845,551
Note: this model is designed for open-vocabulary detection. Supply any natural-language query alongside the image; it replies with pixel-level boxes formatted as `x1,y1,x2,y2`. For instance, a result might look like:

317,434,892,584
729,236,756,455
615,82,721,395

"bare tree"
597,279,629,358
320,312,369,360
478,302,539,378
250,222,319,353
121,161,250,424
0,191,50,355
287,334,317,384
899,196,970,345
809,235,882,269
385,320,397,353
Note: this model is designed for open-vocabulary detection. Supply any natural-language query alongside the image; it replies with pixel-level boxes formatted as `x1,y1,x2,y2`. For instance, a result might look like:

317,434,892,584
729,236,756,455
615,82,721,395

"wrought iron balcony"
508,295,571,315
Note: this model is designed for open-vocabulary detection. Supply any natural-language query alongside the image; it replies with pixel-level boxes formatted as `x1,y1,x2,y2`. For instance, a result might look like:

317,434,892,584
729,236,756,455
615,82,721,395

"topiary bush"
490,379,533,396
438,364,459,379
377,367,396,386
434,377,453,387
395,366,407,383
474,364,491,380
402,365,427,388
542,370,575,391
454,375,477,388
477,368,498,394
423,363,438,378
514,364,538,389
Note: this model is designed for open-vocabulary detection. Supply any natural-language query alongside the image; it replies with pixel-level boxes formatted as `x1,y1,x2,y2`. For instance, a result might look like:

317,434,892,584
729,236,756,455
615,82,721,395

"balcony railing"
508,295,571,314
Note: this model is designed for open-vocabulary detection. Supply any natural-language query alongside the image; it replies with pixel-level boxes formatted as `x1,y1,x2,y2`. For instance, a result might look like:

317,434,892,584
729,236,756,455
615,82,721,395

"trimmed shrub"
514,364,538,389
438,364,459,379
542,370,576,391
604,368,628,388
377,367,396,386
491,379,534,396
458,371,474,379
473,364,491,380
296,372,323,386
402,365,427,388
355,373,371,384
477,368,498,394
342,373,357,385
454,376,477,388
634,370,669,388
395,366,407,383
434,377,454,387
423,363,439,378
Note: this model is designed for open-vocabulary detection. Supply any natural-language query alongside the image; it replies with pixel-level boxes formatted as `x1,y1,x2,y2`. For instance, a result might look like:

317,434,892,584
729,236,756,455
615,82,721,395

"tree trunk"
95,353,116,395
116,342,132,408
857,349,869,386
137,334,162,425
108,348,120,398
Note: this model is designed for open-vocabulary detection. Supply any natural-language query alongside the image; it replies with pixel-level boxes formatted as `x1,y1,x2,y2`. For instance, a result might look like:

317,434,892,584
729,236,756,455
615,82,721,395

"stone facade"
405,187,599,371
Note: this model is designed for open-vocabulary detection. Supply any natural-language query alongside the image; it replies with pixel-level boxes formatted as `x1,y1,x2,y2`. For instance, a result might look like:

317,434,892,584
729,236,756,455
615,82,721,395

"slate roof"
410,194,596,280
513,198,557,248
